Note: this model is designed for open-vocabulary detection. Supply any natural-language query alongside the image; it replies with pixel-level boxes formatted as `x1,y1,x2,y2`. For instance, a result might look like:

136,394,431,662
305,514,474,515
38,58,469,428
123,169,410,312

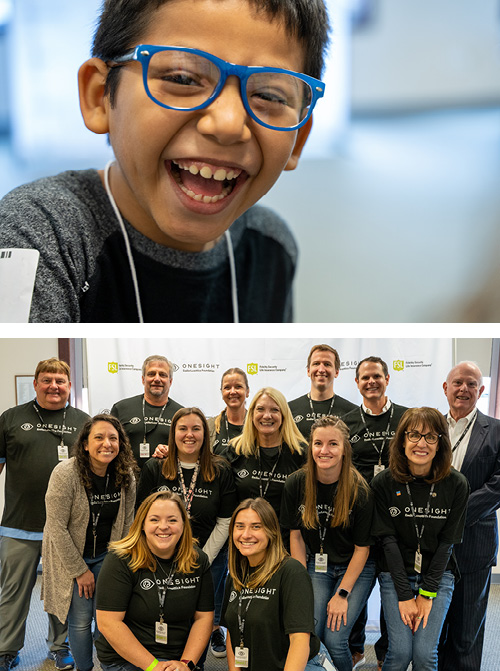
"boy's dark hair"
92,0,330,106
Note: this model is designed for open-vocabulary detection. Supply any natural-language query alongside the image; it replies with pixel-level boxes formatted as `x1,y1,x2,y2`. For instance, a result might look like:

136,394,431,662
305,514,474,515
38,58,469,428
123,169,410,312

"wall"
350,0,500,112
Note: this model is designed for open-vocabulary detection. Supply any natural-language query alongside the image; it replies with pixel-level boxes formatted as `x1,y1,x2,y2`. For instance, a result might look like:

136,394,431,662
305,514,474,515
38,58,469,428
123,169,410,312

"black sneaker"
48,650,74,670
210,628,226,658
0,655,20,671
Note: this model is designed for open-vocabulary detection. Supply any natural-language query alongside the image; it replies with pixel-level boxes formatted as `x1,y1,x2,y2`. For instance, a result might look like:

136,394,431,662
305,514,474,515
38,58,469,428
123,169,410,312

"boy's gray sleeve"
0,186,85,322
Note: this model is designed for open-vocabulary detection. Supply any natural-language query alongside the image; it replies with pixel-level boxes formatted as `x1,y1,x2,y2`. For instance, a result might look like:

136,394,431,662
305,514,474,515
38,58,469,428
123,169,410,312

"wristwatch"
181,661,198,671
337,588,349,599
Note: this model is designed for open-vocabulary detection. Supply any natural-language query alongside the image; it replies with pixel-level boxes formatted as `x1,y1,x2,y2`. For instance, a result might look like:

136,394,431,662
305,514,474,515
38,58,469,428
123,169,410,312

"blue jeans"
210,545,228,627
379,570,455,671
67,553,106,671
305,641,336,670
307,558,376,671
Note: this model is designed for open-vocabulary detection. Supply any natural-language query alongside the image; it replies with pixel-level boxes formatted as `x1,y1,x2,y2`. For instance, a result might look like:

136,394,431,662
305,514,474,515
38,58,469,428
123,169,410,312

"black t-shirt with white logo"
288,394,357,440
83,468,122,558
222,557,320,671
281,469,373,564
0,400,89,532
343,403,408,483
220,443,305,518
110,394,183,470
95,547,214,663
136,458,237,547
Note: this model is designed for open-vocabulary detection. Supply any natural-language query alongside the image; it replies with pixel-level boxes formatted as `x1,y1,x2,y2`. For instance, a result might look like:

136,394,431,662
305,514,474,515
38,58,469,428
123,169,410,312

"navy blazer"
453,409,500,573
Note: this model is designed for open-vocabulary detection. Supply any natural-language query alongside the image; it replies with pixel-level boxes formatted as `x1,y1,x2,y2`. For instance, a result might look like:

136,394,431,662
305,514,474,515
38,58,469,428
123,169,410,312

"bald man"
439,361,500,671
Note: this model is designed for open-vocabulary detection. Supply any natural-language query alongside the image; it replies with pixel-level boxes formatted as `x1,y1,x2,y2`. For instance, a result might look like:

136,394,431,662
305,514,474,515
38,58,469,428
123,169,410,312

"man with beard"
110,355,183,470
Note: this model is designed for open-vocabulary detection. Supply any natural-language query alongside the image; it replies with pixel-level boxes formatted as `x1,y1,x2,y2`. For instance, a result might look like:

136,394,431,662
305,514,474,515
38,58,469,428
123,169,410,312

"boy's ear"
78,58,111,135
284,116,313,171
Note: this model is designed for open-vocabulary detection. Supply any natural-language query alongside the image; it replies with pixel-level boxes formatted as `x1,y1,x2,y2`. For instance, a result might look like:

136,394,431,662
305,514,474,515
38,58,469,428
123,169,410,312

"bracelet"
146,659,159,671
419,588,437,599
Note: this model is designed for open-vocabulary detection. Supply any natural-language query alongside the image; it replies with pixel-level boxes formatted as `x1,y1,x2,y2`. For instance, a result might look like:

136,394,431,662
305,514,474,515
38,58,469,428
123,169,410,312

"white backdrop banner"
85,338,453,418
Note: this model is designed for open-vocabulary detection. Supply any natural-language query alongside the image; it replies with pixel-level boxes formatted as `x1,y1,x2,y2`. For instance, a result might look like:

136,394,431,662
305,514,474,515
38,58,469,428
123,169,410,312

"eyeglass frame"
404,430,442,445
109,44,326,132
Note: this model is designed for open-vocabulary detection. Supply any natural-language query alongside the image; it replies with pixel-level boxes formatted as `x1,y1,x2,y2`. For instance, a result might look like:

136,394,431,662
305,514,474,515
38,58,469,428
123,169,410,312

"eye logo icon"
21,423,33,431
229,590,237,602
140,578,155,590
237,469,249,478
389,507,401,517
294,414,304,422
130,417,141,424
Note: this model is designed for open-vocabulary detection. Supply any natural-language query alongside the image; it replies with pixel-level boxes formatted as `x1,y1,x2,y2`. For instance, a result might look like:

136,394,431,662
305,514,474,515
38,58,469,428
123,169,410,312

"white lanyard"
103,160,239,323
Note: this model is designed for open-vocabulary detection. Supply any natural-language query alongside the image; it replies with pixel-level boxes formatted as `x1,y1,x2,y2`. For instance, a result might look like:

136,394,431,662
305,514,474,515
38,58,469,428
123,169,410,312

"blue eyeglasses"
110,45,326,132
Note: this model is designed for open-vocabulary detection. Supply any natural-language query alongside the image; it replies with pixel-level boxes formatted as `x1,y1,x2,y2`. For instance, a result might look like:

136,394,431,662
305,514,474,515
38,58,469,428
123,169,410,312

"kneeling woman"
371,407,470,671
281,416,375,671
222,498,332,671
95,491,214,671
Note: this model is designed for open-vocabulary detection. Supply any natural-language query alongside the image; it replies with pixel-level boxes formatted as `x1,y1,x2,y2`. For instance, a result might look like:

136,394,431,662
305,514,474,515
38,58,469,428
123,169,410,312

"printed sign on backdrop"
85,339,453,418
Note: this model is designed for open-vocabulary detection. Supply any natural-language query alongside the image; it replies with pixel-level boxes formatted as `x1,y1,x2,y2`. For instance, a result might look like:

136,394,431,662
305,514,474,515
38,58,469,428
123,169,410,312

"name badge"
414,549,422,574
374,464,385,476
140,442,151,458
315,553,328,573
235,646,249,667
155,621,168,644
58,445,69,461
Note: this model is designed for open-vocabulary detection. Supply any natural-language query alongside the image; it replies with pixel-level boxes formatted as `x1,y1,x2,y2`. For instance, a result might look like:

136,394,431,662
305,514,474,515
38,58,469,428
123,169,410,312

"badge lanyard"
451,411,477,452
89,473,109,558
177,459,200,517
33,403,68,460
308,394,335,419
152,560,176,644
235,589,253,668
315,506,333,573
222,410,246,446
140,397,167,458
405,482,435,573
359,405,393,476
257,446,282,499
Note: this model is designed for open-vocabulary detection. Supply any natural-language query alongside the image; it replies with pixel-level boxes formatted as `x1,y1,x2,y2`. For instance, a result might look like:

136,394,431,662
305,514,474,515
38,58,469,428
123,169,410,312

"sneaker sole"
353,656,366,669
210,648,227,658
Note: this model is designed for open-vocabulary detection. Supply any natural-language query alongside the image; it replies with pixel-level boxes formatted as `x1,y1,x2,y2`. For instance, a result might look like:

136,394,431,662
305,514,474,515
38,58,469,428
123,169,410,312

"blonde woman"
220,387,306,518
222,498,332,671
281,416,375,671
95,491,214,671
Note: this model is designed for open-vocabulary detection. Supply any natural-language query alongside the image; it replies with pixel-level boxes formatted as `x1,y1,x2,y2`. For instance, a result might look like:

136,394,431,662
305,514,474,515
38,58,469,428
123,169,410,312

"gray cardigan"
41,457,136,623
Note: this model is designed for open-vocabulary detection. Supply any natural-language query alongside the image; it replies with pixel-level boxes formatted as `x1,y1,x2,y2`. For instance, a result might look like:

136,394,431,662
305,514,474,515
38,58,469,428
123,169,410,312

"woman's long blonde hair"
228,497,288,591
301,416,369,529
108,490,198,574
231,387,305,457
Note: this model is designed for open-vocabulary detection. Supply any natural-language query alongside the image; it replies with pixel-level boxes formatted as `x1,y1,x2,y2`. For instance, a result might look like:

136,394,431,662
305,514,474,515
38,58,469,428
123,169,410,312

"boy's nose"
196,77,252,143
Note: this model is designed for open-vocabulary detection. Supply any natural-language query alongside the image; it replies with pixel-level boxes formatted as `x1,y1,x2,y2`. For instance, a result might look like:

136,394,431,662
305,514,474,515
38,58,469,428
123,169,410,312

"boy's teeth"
174,160,240,181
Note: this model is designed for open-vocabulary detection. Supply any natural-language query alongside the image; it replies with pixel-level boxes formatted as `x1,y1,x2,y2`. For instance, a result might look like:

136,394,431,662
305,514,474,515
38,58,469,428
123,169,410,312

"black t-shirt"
220,444,305,518
280,469,373,564
0,401,89,532
212,413,245,455
110,395,183,470
222,557,320,671
371,468,470,588
83,469,122,558
288,394,357,440
343,403,408,483
137,458,237,547
95,548,214,663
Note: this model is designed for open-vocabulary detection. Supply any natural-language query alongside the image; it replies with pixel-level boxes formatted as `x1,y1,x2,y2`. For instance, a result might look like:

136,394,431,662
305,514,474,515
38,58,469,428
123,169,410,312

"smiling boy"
0,0,329,323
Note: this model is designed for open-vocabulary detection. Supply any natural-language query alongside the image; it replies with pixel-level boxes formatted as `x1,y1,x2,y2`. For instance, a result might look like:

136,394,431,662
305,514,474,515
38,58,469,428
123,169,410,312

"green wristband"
419,588,437,599
146,659,159,671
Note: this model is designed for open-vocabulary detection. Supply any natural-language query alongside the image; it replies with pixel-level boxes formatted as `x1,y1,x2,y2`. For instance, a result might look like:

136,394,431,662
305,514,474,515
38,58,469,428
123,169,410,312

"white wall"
350,0,500,112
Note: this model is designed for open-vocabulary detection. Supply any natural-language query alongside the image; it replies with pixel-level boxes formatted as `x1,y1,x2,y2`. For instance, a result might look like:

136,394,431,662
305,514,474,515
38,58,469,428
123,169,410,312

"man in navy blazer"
439,361,500,671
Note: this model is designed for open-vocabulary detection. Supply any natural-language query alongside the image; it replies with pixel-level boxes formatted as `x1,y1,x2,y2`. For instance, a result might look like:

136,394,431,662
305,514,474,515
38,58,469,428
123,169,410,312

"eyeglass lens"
146,50,313,128
407,431,439,444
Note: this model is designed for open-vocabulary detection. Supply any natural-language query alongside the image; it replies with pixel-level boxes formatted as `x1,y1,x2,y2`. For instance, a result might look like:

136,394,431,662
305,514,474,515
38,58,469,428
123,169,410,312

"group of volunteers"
1,346,499,671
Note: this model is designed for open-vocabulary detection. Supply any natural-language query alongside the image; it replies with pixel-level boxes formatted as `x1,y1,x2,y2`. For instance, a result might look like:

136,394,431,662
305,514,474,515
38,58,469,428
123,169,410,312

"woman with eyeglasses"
281,416,375,671
207,367,249,455
222,497,332,671
371,407,470,671
95,491,213,671
42,415,137,671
